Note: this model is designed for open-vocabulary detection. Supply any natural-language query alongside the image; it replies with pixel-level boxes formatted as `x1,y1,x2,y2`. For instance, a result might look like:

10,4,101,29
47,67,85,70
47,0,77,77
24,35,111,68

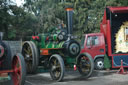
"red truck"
81,6,128,70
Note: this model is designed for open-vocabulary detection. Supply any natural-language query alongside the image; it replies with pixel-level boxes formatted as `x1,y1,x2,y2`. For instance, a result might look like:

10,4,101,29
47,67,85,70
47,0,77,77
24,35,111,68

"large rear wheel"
22,41,38,74
77,53,94,78
11,53,26,85
49,54,65,82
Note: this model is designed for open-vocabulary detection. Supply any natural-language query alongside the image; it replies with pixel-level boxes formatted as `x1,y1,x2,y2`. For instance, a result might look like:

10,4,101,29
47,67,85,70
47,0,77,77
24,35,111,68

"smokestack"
66,8,73,40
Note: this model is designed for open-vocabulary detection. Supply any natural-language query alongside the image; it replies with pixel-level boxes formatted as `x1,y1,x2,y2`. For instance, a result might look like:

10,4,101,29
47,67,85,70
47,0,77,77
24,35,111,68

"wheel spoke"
26,61,32,72
15,67,21,73
77,55,93,76
56,65,60,69
12,56,22,85
55,71,60,78
50,55,64,81
54,59,57,65
25,57,32,61
24,48,29,54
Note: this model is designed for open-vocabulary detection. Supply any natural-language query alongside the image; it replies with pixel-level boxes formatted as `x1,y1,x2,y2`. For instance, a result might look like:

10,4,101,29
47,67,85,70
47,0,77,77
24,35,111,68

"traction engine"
22,8,94,81
0,33,26,85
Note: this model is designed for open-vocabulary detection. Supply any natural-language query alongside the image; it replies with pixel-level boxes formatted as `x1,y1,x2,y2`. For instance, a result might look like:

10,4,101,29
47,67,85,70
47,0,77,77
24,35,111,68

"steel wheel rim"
97,61,104,69
79,56,91,75
12,56,22,85
22,43,33,72
50,57,61,80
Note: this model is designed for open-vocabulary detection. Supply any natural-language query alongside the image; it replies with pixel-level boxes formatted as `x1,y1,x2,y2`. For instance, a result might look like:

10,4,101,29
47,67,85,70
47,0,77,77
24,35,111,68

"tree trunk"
4,23,8,39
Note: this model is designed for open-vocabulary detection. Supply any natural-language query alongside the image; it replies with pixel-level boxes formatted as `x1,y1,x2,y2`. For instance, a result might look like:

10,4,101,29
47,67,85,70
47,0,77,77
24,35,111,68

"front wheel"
49,54,65,82
11,53,26,85
94,58,104,70
77,53,94,78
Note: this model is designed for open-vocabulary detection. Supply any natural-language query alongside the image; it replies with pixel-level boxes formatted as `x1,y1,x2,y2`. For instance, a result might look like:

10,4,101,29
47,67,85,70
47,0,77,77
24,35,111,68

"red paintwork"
0,70,13,73
108,6,128,13
40,49,49,55
101,7,128,68
0,45,4,58
82,6,128,68
46,37,49,41
32,36,39,40
81,33,106,59
0,55,22,85
12,55,22,85
117,60,127,74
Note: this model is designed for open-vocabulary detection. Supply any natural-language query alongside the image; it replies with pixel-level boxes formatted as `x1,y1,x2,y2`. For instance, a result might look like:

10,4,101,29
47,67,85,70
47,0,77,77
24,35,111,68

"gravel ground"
24,70,128,85
1,70,128,85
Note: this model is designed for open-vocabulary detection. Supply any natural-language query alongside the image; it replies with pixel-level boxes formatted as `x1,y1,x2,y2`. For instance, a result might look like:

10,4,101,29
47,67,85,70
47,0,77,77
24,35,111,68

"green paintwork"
31,27,76,68
0,76,11,81
32,33,65,49
53,34,57,41
65,57,76,67
46,42,53,48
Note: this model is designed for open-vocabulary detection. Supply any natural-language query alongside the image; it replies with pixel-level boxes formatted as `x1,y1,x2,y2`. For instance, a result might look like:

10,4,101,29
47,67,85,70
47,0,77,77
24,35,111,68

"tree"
0,0,12,38
1,0,128,40
86,0,128,34
0,0,39,40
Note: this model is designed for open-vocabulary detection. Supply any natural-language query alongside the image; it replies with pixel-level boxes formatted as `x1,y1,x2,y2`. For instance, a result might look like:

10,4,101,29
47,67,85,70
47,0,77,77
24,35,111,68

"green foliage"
104,54,111,69
0,0,39,40
1,0,128,40
86,0,128,35
8,29,16,39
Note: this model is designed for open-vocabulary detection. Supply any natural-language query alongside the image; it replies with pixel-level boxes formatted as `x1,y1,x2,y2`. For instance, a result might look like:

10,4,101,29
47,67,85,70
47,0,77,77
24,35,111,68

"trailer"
22,8,94,81
0,33,26,85
81,6,128,70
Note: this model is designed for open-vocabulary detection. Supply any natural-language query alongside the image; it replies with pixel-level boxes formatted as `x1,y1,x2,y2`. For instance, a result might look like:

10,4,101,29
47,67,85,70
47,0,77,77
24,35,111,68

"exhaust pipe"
66,8,73,40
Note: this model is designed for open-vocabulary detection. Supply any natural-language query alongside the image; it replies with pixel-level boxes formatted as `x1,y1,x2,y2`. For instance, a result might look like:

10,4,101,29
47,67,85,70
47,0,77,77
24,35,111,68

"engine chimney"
66,8,73,40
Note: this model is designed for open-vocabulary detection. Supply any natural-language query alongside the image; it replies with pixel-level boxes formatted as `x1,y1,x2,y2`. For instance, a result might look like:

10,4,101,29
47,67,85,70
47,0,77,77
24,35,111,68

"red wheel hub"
12,56,22,85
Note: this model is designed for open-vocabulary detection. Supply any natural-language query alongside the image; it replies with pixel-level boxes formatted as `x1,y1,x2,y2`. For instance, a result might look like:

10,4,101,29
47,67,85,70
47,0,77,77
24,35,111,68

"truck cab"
81,6,128,70
81,33,106,70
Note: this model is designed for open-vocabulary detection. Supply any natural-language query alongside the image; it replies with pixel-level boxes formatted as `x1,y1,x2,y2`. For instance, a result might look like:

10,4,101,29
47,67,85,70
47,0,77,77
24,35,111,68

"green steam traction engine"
22,8,94,81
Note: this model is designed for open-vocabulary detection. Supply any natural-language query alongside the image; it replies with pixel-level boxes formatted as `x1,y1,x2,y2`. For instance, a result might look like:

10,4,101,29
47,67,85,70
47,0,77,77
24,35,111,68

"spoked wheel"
22,41,38,74
11,53,26,85
49,54,65,82
77,53,94,78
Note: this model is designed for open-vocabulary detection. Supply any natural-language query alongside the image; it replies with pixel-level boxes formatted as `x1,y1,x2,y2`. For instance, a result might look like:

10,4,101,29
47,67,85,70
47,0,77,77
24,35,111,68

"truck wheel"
49,54,65,82
22,41,38,74
95,58,104,70
11,53,26,85
77,53,94,78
